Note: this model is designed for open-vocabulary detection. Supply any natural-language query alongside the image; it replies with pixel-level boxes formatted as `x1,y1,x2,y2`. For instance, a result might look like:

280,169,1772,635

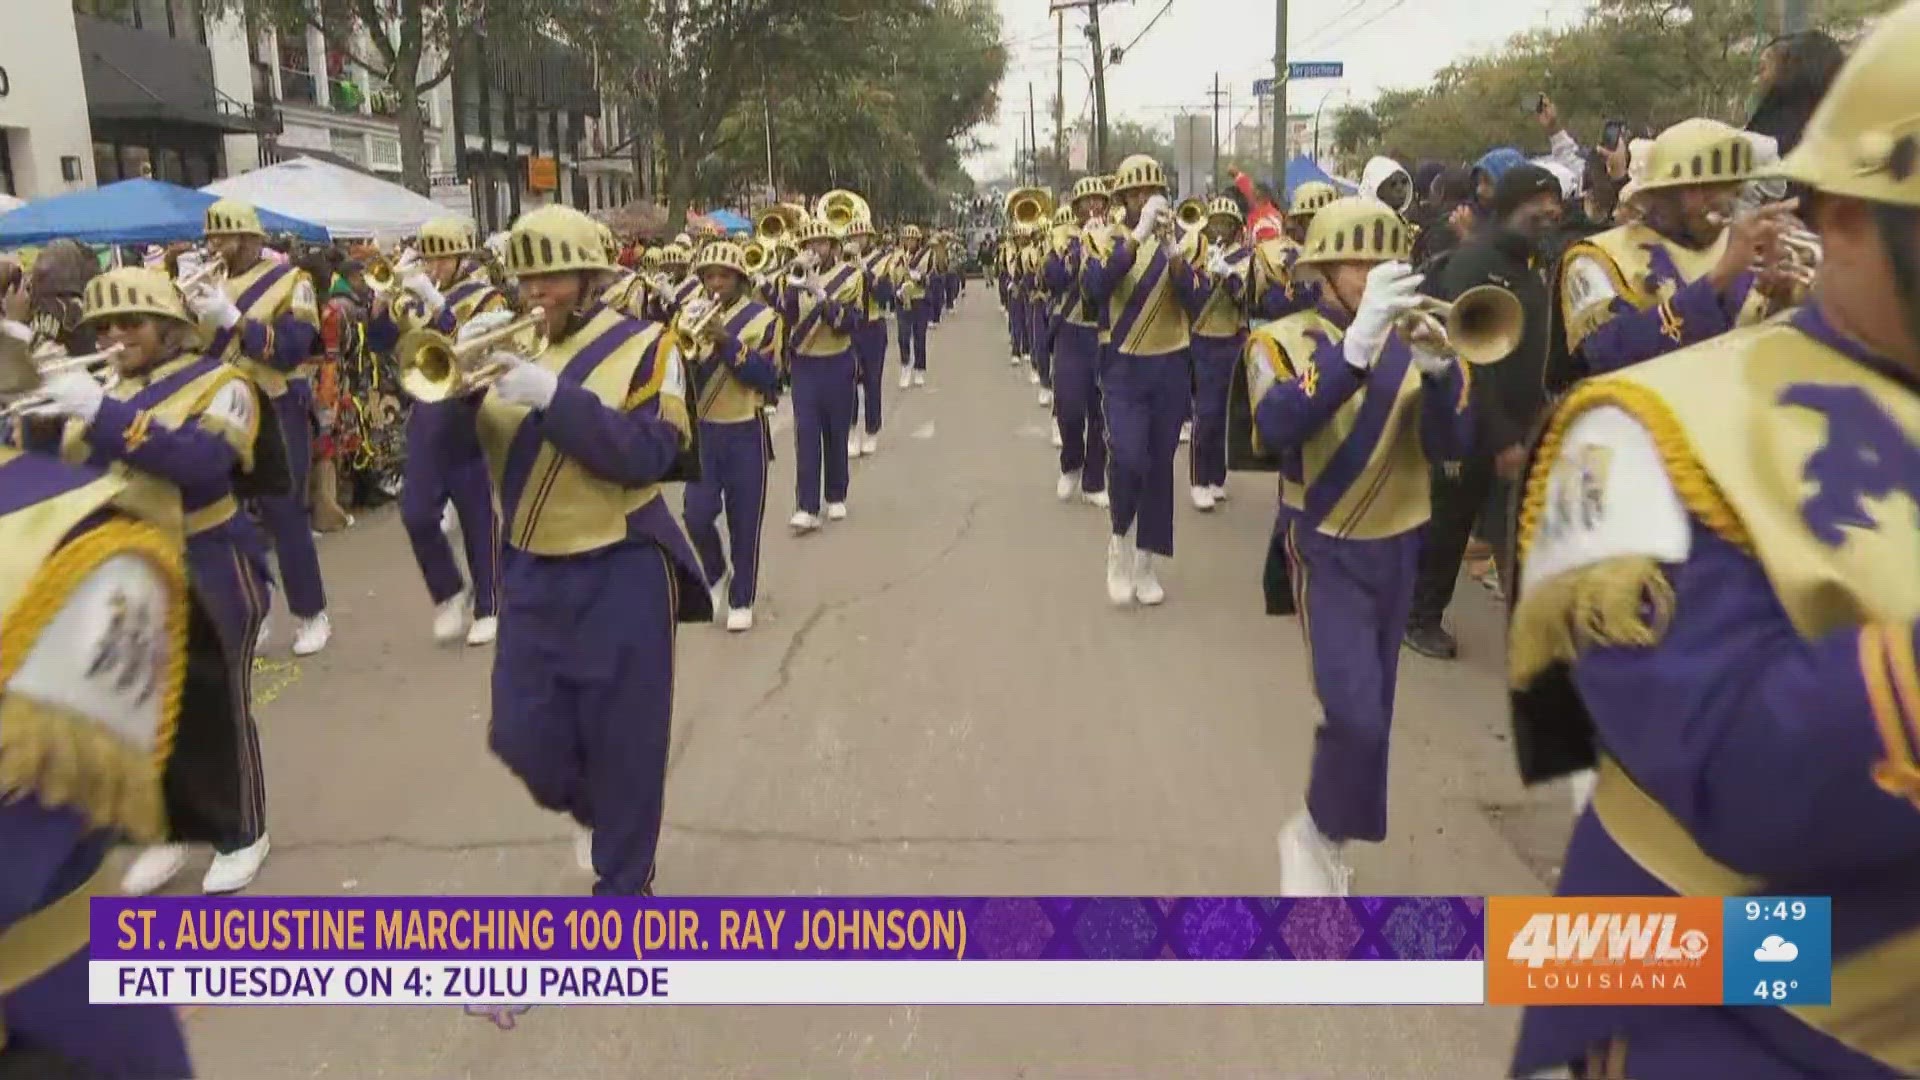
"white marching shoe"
789,510,823,533
292,612,332,656
1279,811,1352,897
466,616,498,646
1056,470,1080,502
848,430,865,458
1211,483,1229,503
1028,369,1041,386
1009,352,1022,366
1132,550,1166,606
574,829,594,872
440,503,458,535
825,502,849,521
709,583,728,624
122,844,190,895
1190,485,1217,512
202,836,270,894
911,371,925,387
1037,387,1052,407
1050,420,1063,448
861,433,878,456
1179,420,1192,444
1105,535,1135,606
1084,488,1110,509
432,593,469,644
898,369,913,389
726,607,755,632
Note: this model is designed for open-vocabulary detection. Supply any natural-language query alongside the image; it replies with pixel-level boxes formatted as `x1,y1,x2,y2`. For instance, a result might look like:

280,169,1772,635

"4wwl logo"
1486,898,1724,1005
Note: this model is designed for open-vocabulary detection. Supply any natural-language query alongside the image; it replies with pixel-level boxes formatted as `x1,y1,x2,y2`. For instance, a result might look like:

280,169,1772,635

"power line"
1115,0,1177,59
1315,0,1410,51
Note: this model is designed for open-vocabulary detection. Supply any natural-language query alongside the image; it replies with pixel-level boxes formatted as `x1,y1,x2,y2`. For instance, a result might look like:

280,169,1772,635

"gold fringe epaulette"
1508,555,1676,687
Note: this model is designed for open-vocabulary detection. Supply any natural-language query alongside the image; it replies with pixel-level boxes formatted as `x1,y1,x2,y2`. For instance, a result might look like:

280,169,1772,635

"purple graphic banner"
92,896,1484,962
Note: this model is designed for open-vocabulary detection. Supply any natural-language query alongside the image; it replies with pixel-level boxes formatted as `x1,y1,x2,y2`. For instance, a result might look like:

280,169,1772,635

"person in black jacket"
1404,164,1563,660
1746,30,1845,157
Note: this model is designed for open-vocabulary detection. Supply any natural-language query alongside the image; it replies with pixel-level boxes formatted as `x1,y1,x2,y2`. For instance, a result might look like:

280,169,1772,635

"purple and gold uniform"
890,226,937,376
1508,13,1920,1074
469,206,711,895
1044,177,1111,500
0,449,193,1076
1024,222,1054,394
1186,197,1254,498
847,220,895,441
1251,234,1322,322
779,220,865,516
680,242,784,615
1248,199,1473,888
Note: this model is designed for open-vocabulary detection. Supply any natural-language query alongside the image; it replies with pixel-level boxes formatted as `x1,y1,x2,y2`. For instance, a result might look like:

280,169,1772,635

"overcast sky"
972,0,1592,179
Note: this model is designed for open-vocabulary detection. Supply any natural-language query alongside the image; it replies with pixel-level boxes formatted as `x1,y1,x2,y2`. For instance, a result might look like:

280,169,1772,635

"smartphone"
1601,119,1627,151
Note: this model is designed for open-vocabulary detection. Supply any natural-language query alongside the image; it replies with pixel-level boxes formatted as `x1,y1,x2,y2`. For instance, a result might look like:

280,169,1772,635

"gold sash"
700,299,782,423
215,260,314,397
60,355,233,530
1106,242,1190,357
1561,224,1769,351
1193,245,1249,338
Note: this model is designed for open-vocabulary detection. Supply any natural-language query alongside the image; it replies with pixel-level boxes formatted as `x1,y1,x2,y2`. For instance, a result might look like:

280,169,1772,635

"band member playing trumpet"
1244,198,1474,895
844,217,893,459
1025,219,1055,404
597,223,652,321
1082,154,1199,607
679,241,783,632
18,268,278,896
1043,176,1111,507
645,243,693,323
1509,8,1920,1074
186,198,334,658
890,225,936,387
363,218,506,647
1000,232,1026,366
0,448,194,1075
1560,117,1799,375
448,204,708,895
1187,196,1255,511
780,218,865,531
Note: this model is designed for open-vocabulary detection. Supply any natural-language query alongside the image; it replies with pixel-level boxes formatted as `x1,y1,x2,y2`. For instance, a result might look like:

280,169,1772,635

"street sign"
1254,63,1345,95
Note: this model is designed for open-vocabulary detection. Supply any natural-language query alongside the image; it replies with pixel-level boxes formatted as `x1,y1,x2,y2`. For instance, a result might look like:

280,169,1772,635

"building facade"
1,0,104,196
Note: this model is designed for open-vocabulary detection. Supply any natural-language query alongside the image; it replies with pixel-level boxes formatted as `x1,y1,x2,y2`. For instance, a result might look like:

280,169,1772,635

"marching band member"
1287,181,1338,244
185,198,334,657
646,243,693,322
364,219,506,647
891,225,936,387
779,218,865,531
927,232,948,326
598,223,653,321
1027,218,1055,405
1082,155,1198,607
1187,196,1254,511
680,241,783,632
1244,198,1474,895
1044,176,1110,507
1000,232,1025,366
0,449,193,1075
457,204,709,895
947,231,966,310
845,217,893,459
1509,8,1920,1074
1560,117,1799,375
21,268,280,895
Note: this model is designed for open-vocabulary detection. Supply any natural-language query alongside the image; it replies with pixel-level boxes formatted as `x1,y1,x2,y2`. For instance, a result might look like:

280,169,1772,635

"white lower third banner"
92,960,1487,1006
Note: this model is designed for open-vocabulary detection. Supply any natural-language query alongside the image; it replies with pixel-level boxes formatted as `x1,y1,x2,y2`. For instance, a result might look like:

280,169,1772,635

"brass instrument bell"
0,345,125,416
1006,186,1054,230
1397,284,1525,366
395,309,547,402
741,240,772,275
815,190,871,232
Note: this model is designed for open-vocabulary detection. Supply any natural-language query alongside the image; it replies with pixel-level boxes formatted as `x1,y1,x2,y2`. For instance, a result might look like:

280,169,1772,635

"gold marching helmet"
792,217,839,246
204,198,266,239
418,218,478,259
1296,197,1415,266
659,243,692,269
1208,196,1245,225
692,240,750,278
82,267,195,326
901,224,925,242
1634,118,1758,194
641,248,664,271
1290,181,1339,219
1776,2,1920,209
501,205,612,278
1112,155,1169,195
596,223,622,261
1069,174,1112,209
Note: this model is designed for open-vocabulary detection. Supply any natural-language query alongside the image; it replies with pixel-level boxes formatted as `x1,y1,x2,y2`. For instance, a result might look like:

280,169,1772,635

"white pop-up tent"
202,156,462,240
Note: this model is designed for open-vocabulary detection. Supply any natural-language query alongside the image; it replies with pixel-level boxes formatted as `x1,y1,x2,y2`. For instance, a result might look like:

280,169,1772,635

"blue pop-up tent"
0,179,330,249
698,208,752,234
1282,156,1358,202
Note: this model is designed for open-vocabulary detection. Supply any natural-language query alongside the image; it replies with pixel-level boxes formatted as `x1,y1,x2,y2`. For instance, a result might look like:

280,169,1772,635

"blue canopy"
1281,156,1358,202
0,179,330,249
701,208,752,233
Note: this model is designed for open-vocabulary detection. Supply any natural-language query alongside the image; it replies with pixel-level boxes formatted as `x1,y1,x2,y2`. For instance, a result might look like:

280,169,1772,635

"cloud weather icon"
1754,936,1800,963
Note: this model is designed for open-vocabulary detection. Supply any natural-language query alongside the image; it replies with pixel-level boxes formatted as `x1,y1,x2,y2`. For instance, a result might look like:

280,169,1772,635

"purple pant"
791,351,856,513
1190,333,1242,489
1099,349,1190,557
928,277,945,324
489,540,678,895
1028,303,1053,390
1008,297,1028,357
1054,323,1106,492
401,408,499,618
3,948,192,1077
896,308,930,372
683,418,769,609
852,322,888,435
1288,523,1422,844
257,380,327,618
186,523,271,850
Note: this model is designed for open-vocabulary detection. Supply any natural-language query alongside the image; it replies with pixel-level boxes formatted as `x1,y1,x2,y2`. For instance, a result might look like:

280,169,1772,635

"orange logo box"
1486,897,1722,1006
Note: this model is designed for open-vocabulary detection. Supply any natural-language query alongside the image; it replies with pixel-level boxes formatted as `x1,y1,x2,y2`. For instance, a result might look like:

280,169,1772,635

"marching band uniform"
680,242,784,633
457,205,709,895
890,226,936,387
1508,11,1920,1075
847,219,893,458
188,198,333,657
1560,119,1774,376
779,219,865,529
1044,176,1111,506
1082,155,1199,606
364,219,506,648
22,268,279,896
0,449,193,1076
597,224,654,322
945,232,965,312
1001,237,1025,365
1026,222,1055,403
1245,199,1475,895
1187,197,1254,510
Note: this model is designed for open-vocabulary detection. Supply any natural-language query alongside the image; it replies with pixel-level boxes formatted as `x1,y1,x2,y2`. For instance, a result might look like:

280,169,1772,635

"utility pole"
1055,11,1067,189
1272,0,1288,191
1027,81,1039,186
1052,0,1113,173
1206,74,1230,194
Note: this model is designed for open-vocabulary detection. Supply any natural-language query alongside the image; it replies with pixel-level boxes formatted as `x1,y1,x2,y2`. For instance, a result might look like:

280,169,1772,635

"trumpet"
1392,284,1525,366
741,240,773,275
0,345,124,416
674,292,726,354
395,309,546,403
1708,210,1823,287
175,257,226,293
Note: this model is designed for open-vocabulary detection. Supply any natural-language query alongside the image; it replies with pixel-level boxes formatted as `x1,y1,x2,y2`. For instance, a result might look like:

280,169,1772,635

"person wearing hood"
1411,165,1478,266
1471,148,1529,209
1360,156,1415,215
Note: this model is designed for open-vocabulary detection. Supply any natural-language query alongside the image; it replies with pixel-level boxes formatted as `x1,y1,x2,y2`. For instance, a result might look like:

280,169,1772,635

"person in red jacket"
1232,170,1286,244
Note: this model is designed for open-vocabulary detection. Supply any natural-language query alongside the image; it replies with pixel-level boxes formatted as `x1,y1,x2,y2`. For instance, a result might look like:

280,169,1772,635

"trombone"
0,345,125,417
395,309,547,403
1393,284,1525,366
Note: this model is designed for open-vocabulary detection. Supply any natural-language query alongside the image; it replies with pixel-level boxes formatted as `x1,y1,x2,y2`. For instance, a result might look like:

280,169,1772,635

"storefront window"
118,145,152,182
154,148,186,184
185,152,215,187
94,142,119,183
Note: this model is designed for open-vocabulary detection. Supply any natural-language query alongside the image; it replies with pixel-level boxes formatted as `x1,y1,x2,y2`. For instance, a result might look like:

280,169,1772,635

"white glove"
909,270,924,284
1206,247,1232,277
457,309,519,343
1342,262,1425,372
186,284,242,330
1411,341,1455,378
490,353,558,410
25,368,106,425
402,271,446,313
1129,203,1160,244
1,318,32,346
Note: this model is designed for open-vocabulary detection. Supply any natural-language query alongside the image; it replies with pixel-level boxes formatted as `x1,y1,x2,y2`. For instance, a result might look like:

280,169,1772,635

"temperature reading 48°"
1755,979,1800,1002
